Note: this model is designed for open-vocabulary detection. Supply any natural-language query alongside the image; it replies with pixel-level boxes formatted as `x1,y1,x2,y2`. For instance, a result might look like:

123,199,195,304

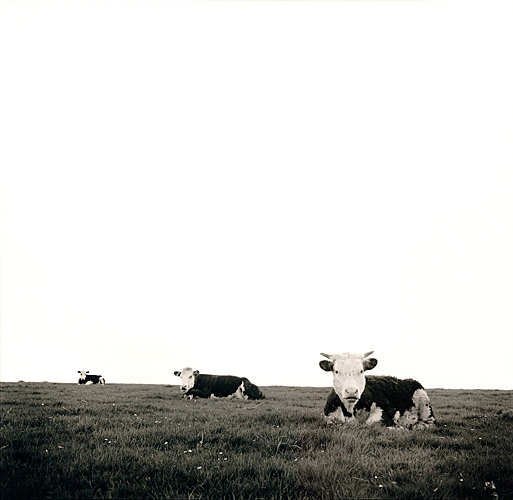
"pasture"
1,382,512,499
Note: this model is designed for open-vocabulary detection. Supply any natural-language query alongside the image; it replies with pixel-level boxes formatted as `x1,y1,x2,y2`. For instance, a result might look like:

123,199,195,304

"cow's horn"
363,351,374,358
320,352,334,360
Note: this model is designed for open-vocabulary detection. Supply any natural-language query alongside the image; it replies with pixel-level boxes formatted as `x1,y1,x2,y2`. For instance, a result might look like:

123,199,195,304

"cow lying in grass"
78,370,105,385
319,351,435,429
174,367,264,400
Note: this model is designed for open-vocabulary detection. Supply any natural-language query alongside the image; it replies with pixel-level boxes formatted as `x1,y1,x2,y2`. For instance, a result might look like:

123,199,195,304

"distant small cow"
78,370,105,385
174,367,264,400
319,351,435,429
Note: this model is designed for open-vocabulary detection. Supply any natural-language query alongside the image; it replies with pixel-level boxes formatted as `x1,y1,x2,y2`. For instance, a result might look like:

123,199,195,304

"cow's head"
174,367,199,393
319,351,377,413
78,370,89,380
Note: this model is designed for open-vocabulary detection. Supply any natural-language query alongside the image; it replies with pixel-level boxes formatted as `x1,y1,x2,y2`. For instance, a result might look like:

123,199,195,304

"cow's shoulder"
195,373,214,386
364,375,402,394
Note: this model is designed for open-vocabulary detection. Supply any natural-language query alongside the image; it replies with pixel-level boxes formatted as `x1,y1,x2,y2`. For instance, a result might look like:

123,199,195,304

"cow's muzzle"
344,387,359,399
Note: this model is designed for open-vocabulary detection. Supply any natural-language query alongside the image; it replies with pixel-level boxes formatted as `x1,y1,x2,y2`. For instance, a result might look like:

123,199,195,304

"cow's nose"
344,388,359,398
181,386,187,392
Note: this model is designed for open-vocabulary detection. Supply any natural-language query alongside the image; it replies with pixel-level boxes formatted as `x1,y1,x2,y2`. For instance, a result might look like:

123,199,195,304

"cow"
78,370,105,385
319,351,435,429
174,367,264,400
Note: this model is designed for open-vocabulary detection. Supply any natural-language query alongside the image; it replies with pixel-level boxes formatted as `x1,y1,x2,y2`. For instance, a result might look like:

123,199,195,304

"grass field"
1,382,512,499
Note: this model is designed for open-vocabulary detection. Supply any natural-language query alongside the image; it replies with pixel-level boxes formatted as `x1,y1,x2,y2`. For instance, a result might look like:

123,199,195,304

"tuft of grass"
1,383,512,499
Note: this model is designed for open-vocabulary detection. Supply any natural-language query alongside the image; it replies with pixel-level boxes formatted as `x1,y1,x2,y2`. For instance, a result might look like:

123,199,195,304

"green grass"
1,383,512,499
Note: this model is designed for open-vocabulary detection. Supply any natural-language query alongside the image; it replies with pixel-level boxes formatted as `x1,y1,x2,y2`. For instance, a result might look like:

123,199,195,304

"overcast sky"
1,2,512,390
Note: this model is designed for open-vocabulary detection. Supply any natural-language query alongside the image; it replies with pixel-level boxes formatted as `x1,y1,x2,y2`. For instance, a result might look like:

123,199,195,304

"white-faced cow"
319,351,435,429
174,367,264,400
78,370,105,385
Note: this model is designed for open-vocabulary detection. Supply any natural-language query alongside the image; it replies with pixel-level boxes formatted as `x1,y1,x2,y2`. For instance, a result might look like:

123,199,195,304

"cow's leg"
234,382,248,400
325,406,346,424
392,390,436,429
365,402,383,425
411,389,436,428
186,388,211,399
394,409,418,428
379,403,398,427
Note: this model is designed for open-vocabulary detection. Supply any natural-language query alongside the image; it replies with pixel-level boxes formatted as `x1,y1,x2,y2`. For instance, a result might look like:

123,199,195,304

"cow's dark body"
78,374,105,385
185,374,264,400
324,375,434,426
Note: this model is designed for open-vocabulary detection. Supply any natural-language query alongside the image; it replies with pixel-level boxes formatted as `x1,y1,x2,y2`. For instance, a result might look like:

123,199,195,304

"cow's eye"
335,370,339,374
360,370,364,374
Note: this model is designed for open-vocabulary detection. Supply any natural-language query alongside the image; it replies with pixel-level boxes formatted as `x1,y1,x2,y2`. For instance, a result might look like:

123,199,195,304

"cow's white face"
174,367,199,393
320,351,377,413
78,370,89,380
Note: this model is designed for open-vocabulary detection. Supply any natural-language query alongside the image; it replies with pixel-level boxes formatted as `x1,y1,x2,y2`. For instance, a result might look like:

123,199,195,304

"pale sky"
1,2,512,390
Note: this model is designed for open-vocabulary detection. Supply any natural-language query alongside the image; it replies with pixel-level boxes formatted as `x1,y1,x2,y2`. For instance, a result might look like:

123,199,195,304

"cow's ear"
319,360,334,372
363,358,378,371
77,371,81,374
174,371,181,377
193,370,199,376
86,371,89,374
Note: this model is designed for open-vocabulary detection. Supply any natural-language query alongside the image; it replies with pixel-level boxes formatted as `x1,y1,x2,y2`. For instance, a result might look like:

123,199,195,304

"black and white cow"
174,367,264,400
319,351,435,429
78,370,105,385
